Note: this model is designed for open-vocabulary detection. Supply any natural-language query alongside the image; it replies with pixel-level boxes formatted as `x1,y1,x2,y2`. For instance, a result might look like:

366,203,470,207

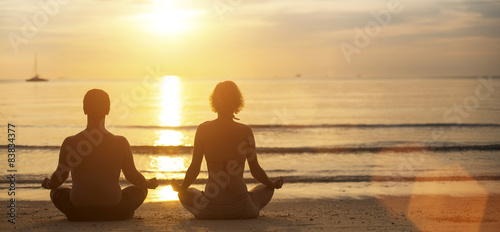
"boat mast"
34,53,38,77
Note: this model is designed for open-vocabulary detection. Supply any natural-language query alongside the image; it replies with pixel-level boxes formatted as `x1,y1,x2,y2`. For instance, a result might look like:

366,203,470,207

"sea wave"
5,143,500,154
115,123,500,129
7,123,500,130
3,175,500,186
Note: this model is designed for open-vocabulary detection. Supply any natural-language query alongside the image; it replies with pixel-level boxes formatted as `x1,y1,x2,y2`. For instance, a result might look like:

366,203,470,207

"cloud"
448,1,500,18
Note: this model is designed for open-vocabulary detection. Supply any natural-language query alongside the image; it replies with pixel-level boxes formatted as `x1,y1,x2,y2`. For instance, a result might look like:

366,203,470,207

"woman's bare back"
174,81,282,219
199,118,253,202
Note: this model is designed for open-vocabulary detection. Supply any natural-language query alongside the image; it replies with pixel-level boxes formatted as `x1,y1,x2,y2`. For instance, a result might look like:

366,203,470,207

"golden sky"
1,0,499,79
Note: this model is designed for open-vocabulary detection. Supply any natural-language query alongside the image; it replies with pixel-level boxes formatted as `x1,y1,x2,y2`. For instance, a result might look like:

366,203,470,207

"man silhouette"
42,89,158,221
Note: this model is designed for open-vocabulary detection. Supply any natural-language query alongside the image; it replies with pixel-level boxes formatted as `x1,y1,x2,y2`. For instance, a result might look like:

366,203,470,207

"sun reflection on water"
154,76,184,146
155,130,184,146
150,76,189,201
148,156,189,201
148,185,179,202
159,75,181,127
149,156,188,173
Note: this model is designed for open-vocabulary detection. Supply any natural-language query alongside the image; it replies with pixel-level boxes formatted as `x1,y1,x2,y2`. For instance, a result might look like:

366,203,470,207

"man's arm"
120,136,158,189
42,138,71,189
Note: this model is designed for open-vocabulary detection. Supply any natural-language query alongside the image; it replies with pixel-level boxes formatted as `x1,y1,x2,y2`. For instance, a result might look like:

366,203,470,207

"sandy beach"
3,194,499,231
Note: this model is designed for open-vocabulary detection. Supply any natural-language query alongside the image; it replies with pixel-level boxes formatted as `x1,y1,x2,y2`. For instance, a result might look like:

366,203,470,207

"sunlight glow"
142,1,201,35
149,185,179,202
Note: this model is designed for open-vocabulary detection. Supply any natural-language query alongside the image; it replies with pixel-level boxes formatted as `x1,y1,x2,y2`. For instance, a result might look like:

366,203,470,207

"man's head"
83,89,110,118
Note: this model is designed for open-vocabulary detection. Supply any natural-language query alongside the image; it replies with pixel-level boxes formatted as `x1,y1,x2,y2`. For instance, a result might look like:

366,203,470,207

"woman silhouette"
172,81,283,219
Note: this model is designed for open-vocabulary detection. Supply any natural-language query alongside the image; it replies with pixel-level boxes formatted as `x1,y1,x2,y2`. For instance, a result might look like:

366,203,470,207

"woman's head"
210,81,244,115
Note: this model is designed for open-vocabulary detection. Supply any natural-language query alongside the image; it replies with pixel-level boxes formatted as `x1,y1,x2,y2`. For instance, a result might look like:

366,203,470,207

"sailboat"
26,53,48,82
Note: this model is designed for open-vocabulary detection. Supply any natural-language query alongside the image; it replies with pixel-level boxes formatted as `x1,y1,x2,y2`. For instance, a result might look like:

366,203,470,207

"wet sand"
3,195,499,231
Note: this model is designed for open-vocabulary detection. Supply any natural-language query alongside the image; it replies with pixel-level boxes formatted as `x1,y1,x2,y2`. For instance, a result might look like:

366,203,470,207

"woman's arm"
245,129,282,188
176,125,204,191
249,157,275,188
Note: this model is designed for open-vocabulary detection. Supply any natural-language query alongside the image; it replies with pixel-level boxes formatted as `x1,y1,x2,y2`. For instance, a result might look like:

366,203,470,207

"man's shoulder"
112,135,128,144
65,131,128,144
62,134,78,145
100,132,128,144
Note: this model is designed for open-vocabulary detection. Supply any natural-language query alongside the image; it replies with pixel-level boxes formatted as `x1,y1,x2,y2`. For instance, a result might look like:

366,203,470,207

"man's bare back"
64,131,129,207
42,89,158,220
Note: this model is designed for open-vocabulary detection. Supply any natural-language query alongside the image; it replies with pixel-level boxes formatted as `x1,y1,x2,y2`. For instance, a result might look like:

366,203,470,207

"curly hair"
209,81,245,114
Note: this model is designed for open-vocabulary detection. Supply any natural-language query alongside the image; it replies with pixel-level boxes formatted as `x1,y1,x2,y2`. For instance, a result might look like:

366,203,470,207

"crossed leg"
176,183,276,219
50,185,147,221
248,183,275,210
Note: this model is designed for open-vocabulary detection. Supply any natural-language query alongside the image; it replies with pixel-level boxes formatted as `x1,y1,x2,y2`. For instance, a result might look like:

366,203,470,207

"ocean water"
1,76,500,201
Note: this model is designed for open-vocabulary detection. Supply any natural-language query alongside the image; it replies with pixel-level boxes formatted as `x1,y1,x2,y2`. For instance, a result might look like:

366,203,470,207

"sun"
142,1,200,35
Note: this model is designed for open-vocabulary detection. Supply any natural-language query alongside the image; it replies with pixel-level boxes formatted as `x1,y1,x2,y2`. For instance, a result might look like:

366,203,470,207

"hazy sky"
1,0,499,79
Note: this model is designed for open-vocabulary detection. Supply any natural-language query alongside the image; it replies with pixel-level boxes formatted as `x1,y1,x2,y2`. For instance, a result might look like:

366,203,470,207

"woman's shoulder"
197,119,252,132
198,120,212,127
235,121,251,129
231,121,253,135
196,120,215,132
